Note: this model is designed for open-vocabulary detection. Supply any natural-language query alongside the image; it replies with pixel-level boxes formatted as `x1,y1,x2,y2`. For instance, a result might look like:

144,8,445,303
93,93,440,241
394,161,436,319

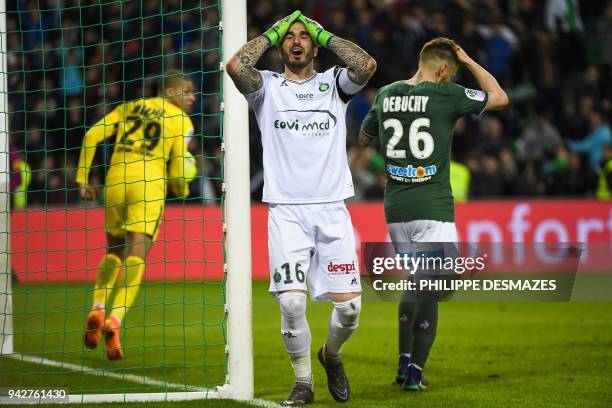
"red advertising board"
10,200,611,282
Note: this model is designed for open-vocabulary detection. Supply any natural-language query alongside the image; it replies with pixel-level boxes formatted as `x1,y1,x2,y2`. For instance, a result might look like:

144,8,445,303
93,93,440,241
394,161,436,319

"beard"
280,48,314,70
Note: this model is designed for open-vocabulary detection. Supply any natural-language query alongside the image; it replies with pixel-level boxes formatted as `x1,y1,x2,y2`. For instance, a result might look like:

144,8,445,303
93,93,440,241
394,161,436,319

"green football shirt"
361,80,488,223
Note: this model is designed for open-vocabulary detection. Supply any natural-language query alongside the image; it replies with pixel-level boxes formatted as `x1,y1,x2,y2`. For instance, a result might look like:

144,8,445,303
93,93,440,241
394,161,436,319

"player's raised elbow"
497,89,510,108
366,57,377,77
487,89,509,111
226,55,241,78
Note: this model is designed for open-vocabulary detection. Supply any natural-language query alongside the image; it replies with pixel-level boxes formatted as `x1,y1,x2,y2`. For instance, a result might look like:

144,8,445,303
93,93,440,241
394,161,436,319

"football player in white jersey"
227,10,376,406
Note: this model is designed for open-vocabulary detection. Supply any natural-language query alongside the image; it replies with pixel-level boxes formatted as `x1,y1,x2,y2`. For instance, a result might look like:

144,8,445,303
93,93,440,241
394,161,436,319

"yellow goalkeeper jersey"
76,97,194,185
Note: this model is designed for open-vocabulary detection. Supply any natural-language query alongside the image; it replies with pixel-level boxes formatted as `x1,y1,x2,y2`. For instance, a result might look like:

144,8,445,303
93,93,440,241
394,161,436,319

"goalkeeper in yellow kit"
76,70,196,360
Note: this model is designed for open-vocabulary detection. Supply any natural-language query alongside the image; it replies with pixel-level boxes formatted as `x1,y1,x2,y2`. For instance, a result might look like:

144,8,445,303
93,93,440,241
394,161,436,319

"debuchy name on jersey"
362,81,489,223
246,67,357,204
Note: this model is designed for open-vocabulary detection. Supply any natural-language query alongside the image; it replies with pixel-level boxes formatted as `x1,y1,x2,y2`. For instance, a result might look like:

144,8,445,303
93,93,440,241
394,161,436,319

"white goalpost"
219,0,254,401
0,0,254,402
0,0,13,359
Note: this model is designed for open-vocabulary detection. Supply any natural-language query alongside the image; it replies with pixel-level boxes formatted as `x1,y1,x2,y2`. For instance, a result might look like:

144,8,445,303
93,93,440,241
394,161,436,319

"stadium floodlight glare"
0,0,253,402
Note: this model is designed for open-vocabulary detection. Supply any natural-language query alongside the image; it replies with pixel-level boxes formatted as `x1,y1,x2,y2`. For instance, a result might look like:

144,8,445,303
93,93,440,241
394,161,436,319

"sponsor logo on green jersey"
387,164,437,183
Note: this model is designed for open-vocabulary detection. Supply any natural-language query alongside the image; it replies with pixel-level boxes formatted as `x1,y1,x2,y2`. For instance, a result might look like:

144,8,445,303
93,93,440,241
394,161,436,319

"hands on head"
297,14,333,48
262,10,302,46
452,43,472,65
263,11,334,49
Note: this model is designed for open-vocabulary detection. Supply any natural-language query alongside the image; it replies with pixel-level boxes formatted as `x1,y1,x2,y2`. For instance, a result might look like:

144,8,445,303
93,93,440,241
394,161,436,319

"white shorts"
388,220,458,263
388,220,458,244
268,201,361,300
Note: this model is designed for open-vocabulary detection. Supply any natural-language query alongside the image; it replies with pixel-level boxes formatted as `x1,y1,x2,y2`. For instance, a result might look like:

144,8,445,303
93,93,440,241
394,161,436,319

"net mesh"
1,0,226,396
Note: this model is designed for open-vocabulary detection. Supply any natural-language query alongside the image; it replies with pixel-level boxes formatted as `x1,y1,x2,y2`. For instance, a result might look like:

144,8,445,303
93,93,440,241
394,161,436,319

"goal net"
0,0,251,402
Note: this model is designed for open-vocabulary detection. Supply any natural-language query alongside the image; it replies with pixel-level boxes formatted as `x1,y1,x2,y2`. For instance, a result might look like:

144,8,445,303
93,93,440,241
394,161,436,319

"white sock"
277,292,312,383
325,296,362,359
290,354,313,387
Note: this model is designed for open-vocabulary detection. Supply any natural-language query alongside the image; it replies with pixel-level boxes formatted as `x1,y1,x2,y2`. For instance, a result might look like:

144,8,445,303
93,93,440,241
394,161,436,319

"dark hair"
419,37,459,68
157,69,190,94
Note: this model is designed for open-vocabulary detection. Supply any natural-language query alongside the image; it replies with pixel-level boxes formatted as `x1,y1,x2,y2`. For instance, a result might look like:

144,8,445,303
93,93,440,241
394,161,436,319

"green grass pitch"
1,280,611,407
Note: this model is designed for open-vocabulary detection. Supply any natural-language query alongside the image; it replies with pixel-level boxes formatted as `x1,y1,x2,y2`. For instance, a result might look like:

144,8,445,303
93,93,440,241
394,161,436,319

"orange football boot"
103,315,124,360
83,309,105,349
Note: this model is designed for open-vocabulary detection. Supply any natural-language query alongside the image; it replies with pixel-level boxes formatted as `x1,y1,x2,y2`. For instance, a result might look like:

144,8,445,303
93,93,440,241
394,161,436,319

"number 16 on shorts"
273,262,305,286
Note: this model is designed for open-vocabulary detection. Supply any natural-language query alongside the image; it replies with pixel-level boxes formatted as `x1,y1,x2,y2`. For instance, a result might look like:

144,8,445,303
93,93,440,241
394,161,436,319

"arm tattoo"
229,36,270,94
328,36,373,85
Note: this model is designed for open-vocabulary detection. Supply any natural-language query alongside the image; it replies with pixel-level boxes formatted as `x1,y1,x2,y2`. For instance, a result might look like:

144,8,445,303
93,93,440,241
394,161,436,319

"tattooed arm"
298,14,376,85
227,11,302,95
226,36,270,95
327,36,377,86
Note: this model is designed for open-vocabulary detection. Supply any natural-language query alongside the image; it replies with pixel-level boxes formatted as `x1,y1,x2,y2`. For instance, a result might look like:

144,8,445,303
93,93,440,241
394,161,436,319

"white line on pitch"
7,353,204,391
246,399,281,408
6,353,281,407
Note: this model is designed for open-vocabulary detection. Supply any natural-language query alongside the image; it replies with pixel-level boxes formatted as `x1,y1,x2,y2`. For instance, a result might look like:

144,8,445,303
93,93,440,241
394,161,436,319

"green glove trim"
298,14,335,48
262,10,302,47
262,28,280,46
317,31,334,48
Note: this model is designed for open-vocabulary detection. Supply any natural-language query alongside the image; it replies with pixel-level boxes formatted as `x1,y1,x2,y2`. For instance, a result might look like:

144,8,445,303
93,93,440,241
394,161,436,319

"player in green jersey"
359,38,508,391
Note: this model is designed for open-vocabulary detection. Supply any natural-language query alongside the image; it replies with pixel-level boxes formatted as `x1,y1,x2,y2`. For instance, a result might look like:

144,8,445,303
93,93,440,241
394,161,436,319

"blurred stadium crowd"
7,0,222,206
6,0,612,206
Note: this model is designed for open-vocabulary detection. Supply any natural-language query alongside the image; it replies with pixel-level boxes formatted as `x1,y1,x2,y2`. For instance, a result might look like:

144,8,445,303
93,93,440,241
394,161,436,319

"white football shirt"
245,67,362,204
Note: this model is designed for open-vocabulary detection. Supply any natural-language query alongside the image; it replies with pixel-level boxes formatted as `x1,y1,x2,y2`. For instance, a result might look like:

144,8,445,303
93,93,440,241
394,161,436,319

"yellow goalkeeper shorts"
103,178,165,241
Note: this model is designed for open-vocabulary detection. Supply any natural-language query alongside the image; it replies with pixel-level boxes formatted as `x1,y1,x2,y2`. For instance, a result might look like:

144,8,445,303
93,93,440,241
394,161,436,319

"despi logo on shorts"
327,261,356,275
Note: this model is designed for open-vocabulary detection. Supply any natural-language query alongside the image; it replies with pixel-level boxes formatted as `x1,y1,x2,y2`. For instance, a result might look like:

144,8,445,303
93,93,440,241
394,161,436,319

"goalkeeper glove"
262,10,302,47
169,180,190,199
298,14,334,48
